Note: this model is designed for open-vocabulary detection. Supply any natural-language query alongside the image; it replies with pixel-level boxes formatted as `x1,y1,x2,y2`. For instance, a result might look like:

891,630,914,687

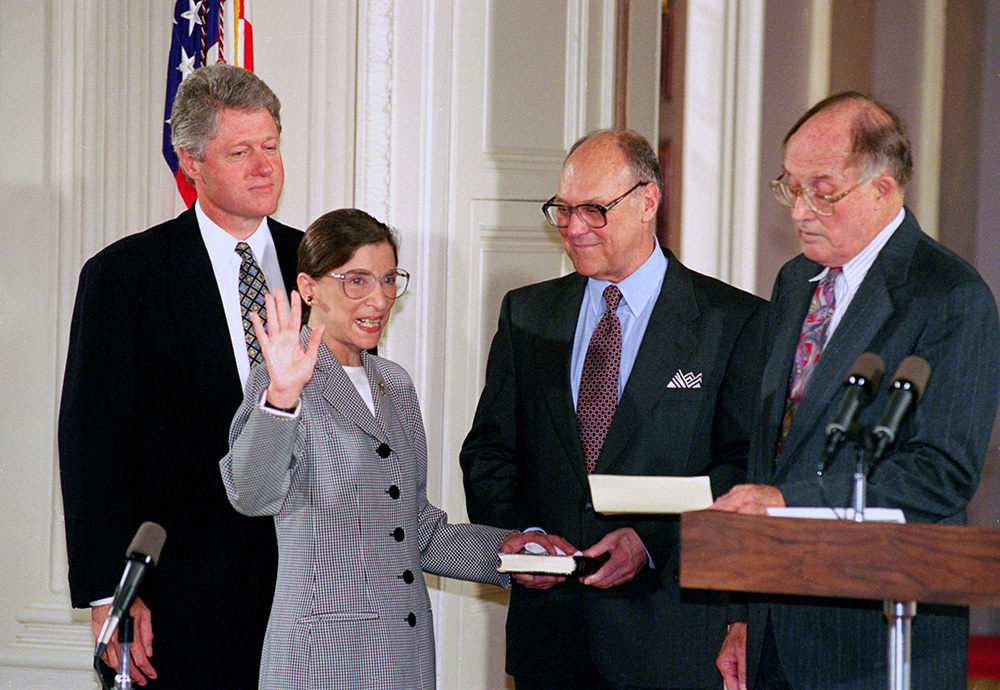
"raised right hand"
250,290,324,409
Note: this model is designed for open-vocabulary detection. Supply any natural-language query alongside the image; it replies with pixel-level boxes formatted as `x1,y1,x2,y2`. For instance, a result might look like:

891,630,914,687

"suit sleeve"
391,377,509,587
865,279,1000,523
58,254,141,607
220,367,299,517
709,299,768,497
460,293,535,531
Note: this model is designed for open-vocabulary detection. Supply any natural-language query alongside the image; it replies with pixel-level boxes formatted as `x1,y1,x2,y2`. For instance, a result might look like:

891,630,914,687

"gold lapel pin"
378,380,385,395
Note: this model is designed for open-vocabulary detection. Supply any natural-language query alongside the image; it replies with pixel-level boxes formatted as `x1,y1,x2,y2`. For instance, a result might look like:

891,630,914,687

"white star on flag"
180,0,204,37
176,47,197,80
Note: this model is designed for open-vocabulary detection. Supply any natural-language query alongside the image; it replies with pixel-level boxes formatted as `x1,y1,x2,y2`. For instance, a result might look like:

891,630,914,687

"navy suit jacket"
461,248,766,688
59,205,301,688
743,209,1000,690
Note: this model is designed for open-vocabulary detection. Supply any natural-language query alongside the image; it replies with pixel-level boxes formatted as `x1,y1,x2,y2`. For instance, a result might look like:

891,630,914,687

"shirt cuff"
258,389,301,417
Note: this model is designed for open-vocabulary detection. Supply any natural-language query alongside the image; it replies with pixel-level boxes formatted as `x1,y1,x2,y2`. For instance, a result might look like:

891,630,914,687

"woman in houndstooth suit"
220,209,550,689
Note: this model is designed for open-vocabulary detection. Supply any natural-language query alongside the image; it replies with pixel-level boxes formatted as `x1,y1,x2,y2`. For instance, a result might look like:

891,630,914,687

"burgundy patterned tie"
577,285,623,473
780,267,841,445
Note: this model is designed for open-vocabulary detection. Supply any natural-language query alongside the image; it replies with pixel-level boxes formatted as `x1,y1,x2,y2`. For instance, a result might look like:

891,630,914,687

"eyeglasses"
327,268,410,299
542,181,650,229
770,172,877,216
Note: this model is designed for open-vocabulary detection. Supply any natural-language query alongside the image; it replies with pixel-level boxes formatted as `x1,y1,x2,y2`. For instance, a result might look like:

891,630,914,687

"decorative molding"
914,0,945,239
565,0,590,141
0,602,92,671
299,0,358,222
482,147,567,172
356,0,394,220
727,0,765,292
480,226,563,248
680,0,764,291
8,2,172,680
808,0,833,102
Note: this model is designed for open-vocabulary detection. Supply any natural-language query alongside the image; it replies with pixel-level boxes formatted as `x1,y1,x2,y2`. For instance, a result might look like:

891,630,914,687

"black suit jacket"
58,205,301,689
461,248,765,688
743,209,1000,690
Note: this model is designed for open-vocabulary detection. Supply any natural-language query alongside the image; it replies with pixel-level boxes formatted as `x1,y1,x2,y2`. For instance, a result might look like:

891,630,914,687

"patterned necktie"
577,285,623,473
235,242,269,366
780,267,841,444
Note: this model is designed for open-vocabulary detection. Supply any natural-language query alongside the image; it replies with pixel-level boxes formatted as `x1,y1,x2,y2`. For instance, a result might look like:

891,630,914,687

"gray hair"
170,64,282,161
567,129,663,190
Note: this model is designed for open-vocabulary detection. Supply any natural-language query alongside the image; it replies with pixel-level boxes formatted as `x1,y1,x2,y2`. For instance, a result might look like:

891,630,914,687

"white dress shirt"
812,207,905,343
196,201,288,386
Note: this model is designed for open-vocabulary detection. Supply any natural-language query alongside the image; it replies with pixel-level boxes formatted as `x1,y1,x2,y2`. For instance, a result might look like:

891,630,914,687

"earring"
304,295,314,305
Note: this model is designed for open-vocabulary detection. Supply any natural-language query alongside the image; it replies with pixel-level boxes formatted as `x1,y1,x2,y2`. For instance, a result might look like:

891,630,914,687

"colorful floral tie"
235,242,269,366
577,285,623,473
780,268,841,446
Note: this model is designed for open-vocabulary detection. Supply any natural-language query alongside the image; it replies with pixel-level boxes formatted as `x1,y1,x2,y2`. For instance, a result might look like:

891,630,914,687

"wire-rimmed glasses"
327,268,410,299
770,171,877,217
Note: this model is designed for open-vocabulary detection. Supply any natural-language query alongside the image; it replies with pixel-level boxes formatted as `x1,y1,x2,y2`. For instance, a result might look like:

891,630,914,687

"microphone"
819,353,885,473
94,522,167,661
870,356,931,463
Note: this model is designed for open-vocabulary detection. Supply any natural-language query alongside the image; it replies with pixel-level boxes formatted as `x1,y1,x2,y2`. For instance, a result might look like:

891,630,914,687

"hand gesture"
717,622,748,690
250,290,325,409
92,596,156,685
500,531,579,590
580,527,648,588
711,484,786,515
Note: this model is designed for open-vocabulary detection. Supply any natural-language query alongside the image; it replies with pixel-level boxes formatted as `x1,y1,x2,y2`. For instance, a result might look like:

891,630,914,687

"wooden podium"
680,511,1000,688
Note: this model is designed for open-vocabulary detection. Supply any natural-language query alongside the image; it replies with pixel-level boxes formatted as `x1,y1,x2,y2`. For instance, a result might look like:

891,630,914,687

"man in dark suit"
713,93,1000,690
461,129,765,689
58,64,300,688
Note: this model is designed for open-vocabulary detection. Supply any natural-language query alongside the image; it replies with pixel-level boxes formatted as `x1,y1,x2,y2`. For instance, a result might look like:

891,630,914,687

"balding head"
550,130,660,282
779,93,907,267
785,92,912,192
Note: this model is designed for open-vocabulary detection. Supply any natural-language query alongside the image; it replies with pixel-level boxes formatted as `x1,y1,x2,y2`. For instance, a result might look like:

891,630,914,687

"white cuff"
258,389,301,418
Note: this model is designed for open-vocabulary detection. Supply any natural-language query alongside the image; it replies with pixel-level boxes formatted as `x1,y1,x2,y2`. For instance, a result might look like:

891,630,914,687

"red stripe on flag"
243,21,253,71
174,169,198,208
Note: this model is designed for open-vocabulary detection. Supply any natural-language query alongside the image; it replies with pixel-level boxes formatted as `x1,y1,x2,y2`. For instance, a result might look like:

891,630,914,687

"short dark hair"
298,209,399,279
784,91,913,189
170,64,282,161
568,129,663,190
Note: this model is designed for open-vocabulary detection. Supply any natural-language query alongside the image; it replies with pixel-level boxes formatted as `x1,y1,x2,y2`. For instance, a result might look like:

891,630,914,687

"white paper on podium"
765,506,906,523
588,474,713,515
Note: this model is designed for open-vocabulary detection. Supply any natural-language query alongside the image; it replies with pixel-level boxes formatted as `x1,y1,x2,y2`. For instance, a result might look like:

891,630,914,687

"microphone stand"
851,441,867,522
113,614,134,690
852,429,914,690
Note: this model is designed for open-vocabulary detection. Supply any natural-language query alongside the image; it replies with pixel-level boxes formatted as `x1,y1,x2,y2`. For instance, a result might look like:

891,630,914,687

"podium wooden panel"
680,510,1000,607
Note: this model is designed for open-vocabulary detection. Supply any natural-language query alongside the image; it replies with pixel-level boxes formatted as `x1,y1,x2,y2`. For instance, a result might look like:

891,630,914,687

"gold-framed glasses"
327,269,410,299
770,172,877,216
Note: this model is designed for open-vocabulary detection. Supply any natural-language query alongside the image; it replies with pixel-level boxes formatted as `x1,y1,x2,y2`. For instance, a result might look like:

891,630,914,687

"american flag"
163,0,254,205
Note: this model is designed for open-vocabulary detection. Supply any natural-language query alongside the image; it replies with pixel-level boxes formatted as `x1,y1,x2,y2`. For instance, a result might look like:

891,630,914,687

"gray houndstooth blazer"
221,329,510,690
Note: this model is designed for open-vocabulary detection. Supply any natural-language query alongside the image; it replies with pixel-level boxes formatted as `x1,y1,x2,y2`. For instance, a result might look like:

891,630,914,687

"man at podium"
711,92,1000,689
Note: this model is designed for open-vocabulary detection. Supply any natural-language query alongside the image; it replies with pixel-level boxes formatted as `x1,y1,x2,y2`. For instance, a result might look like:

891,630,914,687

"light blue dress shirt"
570,245,668,406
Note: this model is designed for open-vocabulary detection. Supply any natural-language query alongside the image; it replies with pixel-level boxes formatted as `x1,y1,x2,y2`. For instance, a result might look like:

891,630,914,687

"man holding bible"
461,129,765,690
713,92,1000,690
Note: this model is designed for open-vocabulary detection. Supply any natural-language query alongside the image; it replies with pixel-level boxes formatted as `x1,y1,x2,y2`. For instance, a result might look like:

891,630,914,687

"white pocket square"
667,370,702,389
